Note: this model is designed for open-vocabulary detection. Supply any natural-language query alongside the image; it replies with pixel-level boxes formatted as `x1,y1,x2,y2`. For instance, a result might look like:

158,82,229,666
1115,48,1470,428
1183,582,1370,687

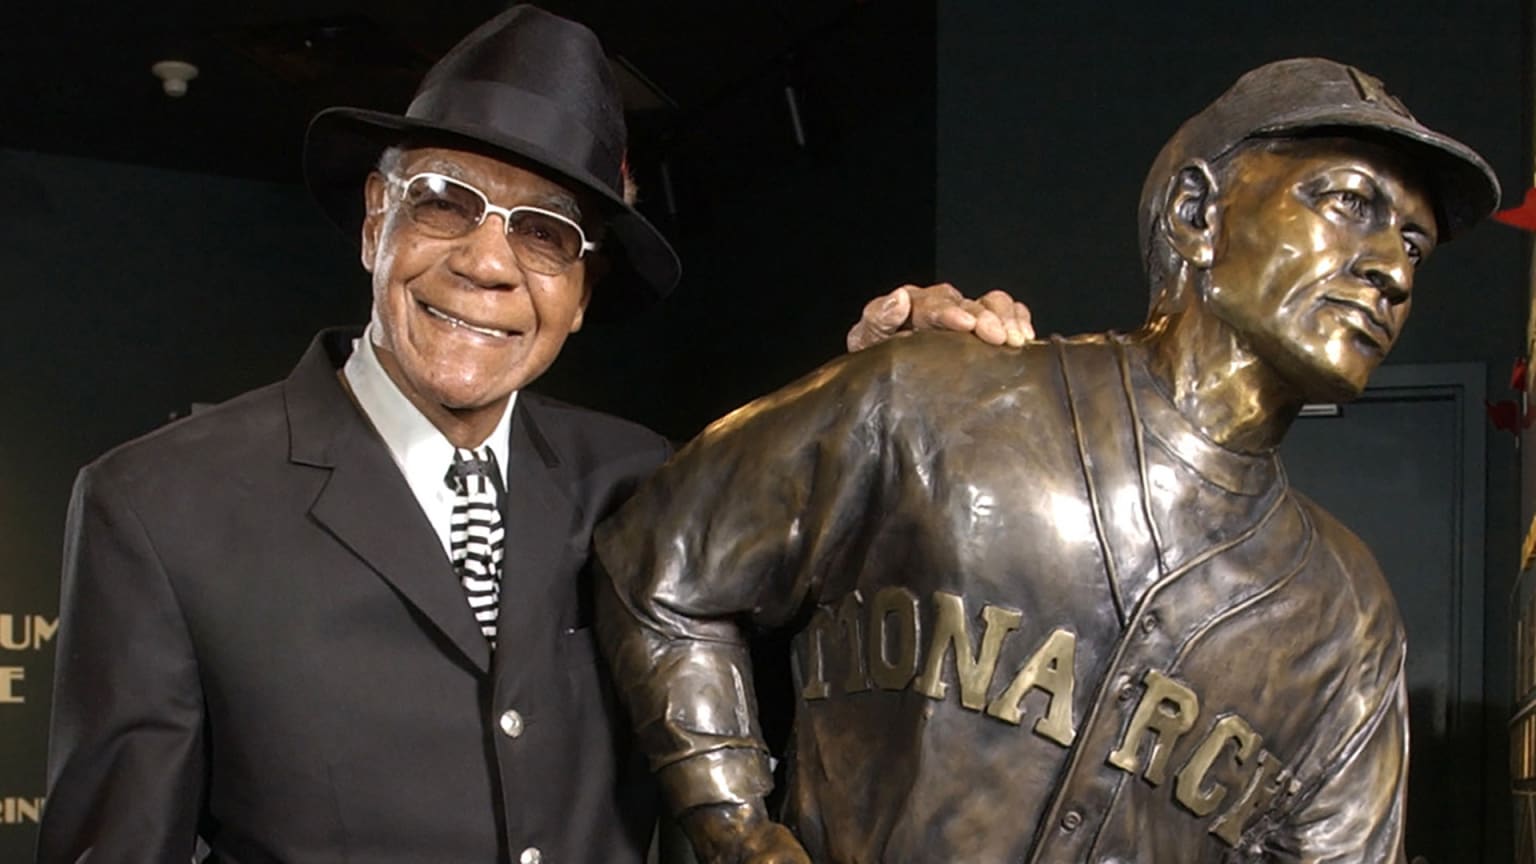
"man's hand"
846,283,1035,352
680,802,811,864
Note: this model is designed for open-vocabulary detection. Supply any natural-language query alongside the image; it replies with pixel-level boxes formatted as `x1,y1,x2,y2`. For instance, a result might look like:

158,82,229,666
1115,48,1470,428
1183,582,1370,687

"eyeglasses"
386,172,598,275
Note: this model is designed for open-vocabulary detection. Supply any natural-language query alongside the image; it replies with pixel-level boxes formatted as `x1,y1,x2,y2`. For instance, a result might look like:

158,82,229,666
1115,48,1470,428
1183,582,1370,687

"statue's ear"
1162,160,1220,269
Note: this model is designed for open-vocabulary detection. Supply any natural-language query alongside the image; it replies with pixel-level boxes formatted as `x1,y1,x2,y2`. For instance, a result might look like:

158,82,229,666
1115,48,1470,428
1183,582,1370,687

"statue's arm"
597,353,894,862
1272,645,1408,862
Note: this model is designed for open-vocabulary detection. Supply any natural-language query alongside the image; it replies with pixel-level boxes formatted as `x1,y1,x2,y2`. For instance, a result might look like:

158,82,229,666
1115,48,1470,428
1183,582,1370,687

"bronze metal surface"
597,58,1499,863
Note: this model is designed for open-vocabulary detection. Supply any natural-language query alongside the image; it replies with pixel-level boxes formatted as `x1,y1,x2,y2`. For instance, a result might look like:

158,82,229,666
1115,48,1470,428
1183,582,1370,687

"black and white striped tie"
445,447,503,644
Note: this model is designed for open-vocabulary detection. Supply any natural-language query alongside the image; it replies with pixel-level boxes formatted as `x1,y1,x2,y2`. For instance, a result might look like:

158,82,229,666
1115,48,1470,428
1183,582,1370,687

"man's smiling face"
1202,136,1438,401
361,146,595,418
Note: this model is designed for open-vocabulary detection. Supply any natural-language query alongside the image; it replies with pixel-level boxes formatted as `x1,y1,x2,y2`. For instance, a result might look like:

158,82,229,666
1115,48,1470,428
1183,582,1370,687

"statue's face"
1202,137,1437,401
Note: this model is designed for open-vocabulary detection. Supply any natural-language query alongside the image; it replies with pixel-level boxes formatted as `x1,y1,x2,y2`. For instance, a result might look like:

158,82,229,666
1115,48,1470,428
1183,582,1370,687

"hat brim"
303,105,681,321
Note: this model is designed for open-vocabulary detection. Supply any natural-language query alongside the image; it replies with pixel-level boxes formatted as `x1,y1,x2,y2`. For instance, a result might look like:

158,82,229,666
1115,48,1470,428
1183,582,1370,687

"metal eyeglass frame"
386,172,599,268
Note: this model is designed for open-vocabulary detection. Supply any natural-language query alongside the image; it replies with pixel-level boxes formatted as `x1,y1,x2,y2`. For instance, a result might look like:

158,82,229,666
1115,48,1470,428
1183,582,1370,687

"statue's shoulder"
1289,489,1407,649
861,330,1124,408
863,329,1110,376
698,331,1126,445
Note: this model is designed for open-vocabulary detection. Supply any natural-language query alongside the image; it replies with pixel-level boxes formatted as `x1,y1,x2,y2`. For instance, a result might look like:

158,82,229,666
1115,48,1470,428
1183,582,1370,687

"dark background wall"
0,148,369,856
541,0,936,436
937,1,1528,859
2,0,1528,859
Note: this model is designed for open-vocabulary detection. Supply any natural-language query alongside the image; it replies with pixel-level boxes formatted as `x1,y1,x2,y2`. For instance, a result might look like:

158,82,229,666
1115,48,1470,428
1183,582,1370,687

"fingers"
932,303,980,334
849,282,1037,352
906,283,970,331
919,292,1005,346
1014,301,1036,341
909,283,1033,347
958,303,1007,345
847,286,915,352
976,290,1035,346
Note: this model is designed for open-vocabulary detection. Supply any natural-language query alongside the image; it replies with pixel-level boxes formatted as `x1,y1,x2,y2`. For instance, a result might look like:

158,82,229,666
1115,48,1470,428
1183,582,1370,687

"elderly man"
595,58,1500,862
35,7,1028,864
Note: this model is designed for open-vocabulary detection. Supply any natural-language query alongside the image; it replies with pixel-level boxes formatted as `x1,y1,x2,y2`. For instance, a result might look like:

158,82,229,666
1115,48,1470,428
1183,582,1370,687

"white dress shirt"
342,324,515,558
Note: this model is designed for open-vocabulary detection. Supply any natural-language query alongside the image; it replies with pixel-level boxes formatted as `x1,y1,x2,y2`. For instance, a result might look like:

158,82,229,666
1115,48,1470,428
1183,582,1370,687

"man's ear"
570,256,606,333
1162,160,1220,269
360,172,388,272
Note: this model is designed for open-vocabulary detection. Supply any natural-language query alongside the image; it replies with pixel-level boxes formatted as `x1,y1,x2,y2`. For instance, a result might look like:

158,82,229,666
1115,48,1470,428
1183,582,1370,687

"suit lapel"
286,330,492,674
495,394,582,658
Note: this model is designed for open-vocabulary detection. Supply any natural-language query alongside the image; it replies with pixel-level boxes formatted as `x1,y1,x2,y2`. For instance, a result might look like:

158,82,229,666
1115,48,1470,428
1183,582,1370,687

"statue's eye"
1325,189,1372,220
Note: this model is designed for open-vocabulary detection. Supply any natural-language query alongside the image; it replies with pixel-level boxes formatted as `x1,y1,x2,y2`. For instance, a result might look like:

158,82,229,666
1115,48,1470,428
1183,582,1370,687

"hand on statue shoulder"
846,282,1034,352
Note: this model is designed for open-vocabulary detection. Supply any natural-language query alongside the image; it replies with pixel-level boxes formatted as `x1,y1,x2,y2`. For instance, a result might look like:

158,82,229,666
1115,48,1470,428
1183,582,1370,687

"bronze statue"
596,58,1500,863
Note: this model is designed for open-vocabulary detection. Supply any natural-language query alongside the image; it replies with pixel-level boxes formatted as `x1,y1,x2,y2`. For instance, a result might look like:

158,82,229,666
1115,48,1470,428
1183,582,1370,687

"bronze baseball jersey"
597,331,1407,862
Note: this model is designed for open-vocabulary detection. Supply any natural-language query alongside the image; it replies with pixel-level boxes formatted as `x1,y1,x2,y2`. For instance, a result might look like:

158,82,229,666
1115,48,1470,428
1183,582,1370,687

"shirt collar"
1122,340,1278,496
342,322,515,488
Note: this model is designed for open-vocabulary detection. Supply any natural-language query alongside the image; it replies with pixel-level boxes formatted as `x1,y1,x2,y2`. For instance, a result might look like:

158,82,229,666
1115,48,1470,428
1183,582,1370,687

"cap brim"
303,106,681,321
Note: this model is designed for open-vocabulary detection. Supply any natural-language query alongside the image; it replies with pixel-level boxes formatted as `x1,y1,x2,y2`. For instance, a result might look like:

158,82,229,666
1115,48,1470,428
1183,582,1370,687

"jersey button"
1115,676,1136,702
1061,809,1083,832
1139,613,1159,634
499,708,525,738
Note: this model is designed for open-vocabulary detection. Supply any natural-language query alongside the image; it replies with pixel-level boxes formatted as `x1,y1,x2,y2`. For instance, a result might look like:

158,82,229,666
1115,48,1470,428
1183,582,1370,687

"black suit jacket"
39,329,670,863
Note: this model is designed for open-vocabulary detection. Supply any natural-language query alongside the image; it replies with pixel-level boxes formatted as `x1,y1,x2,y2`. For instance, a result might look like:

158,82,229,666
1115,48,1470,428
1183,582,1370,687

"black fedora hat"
303,5,680,316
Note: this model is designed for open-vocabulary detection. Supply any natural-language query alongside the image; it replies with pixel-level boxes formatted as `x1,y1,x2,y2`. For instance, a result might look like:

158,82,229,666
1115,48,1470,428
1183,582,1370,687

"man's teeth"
423,304,509,338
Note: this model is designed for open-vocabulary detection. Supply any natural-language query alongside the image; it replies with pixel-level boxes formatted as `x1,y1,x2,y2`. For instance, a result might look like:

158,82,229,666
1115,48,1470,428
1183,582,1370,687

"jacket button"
1061,809,1083,832
519,847,542,864
499,709,525,738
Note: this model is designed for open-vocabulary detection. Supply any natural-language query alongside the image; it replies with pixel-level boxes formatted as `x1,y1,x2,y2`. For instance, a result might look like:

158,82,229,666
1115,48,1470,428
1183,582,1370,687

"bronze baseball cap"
1138,57,1500,261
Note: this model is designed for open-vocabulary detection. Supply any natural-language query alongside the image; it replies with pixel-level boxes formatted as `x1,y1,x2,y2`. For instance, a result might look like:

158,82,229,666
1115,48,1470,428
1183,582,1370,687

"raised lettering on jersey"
912,591,1023,710
1174,713,1262,817
799,606,834,701
984,627,1078,746
837,591,871,694
1209,749,1294,846
793,587,1299,850
1107,669,1199,785
867,586,921,690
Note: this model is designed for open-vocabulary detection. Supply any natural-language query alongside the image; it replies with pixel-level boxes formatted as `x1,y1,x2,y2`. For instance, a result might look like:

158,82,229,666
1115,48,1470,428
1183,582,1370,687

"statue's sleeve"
595,352,893,814
1273,645,1409,863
